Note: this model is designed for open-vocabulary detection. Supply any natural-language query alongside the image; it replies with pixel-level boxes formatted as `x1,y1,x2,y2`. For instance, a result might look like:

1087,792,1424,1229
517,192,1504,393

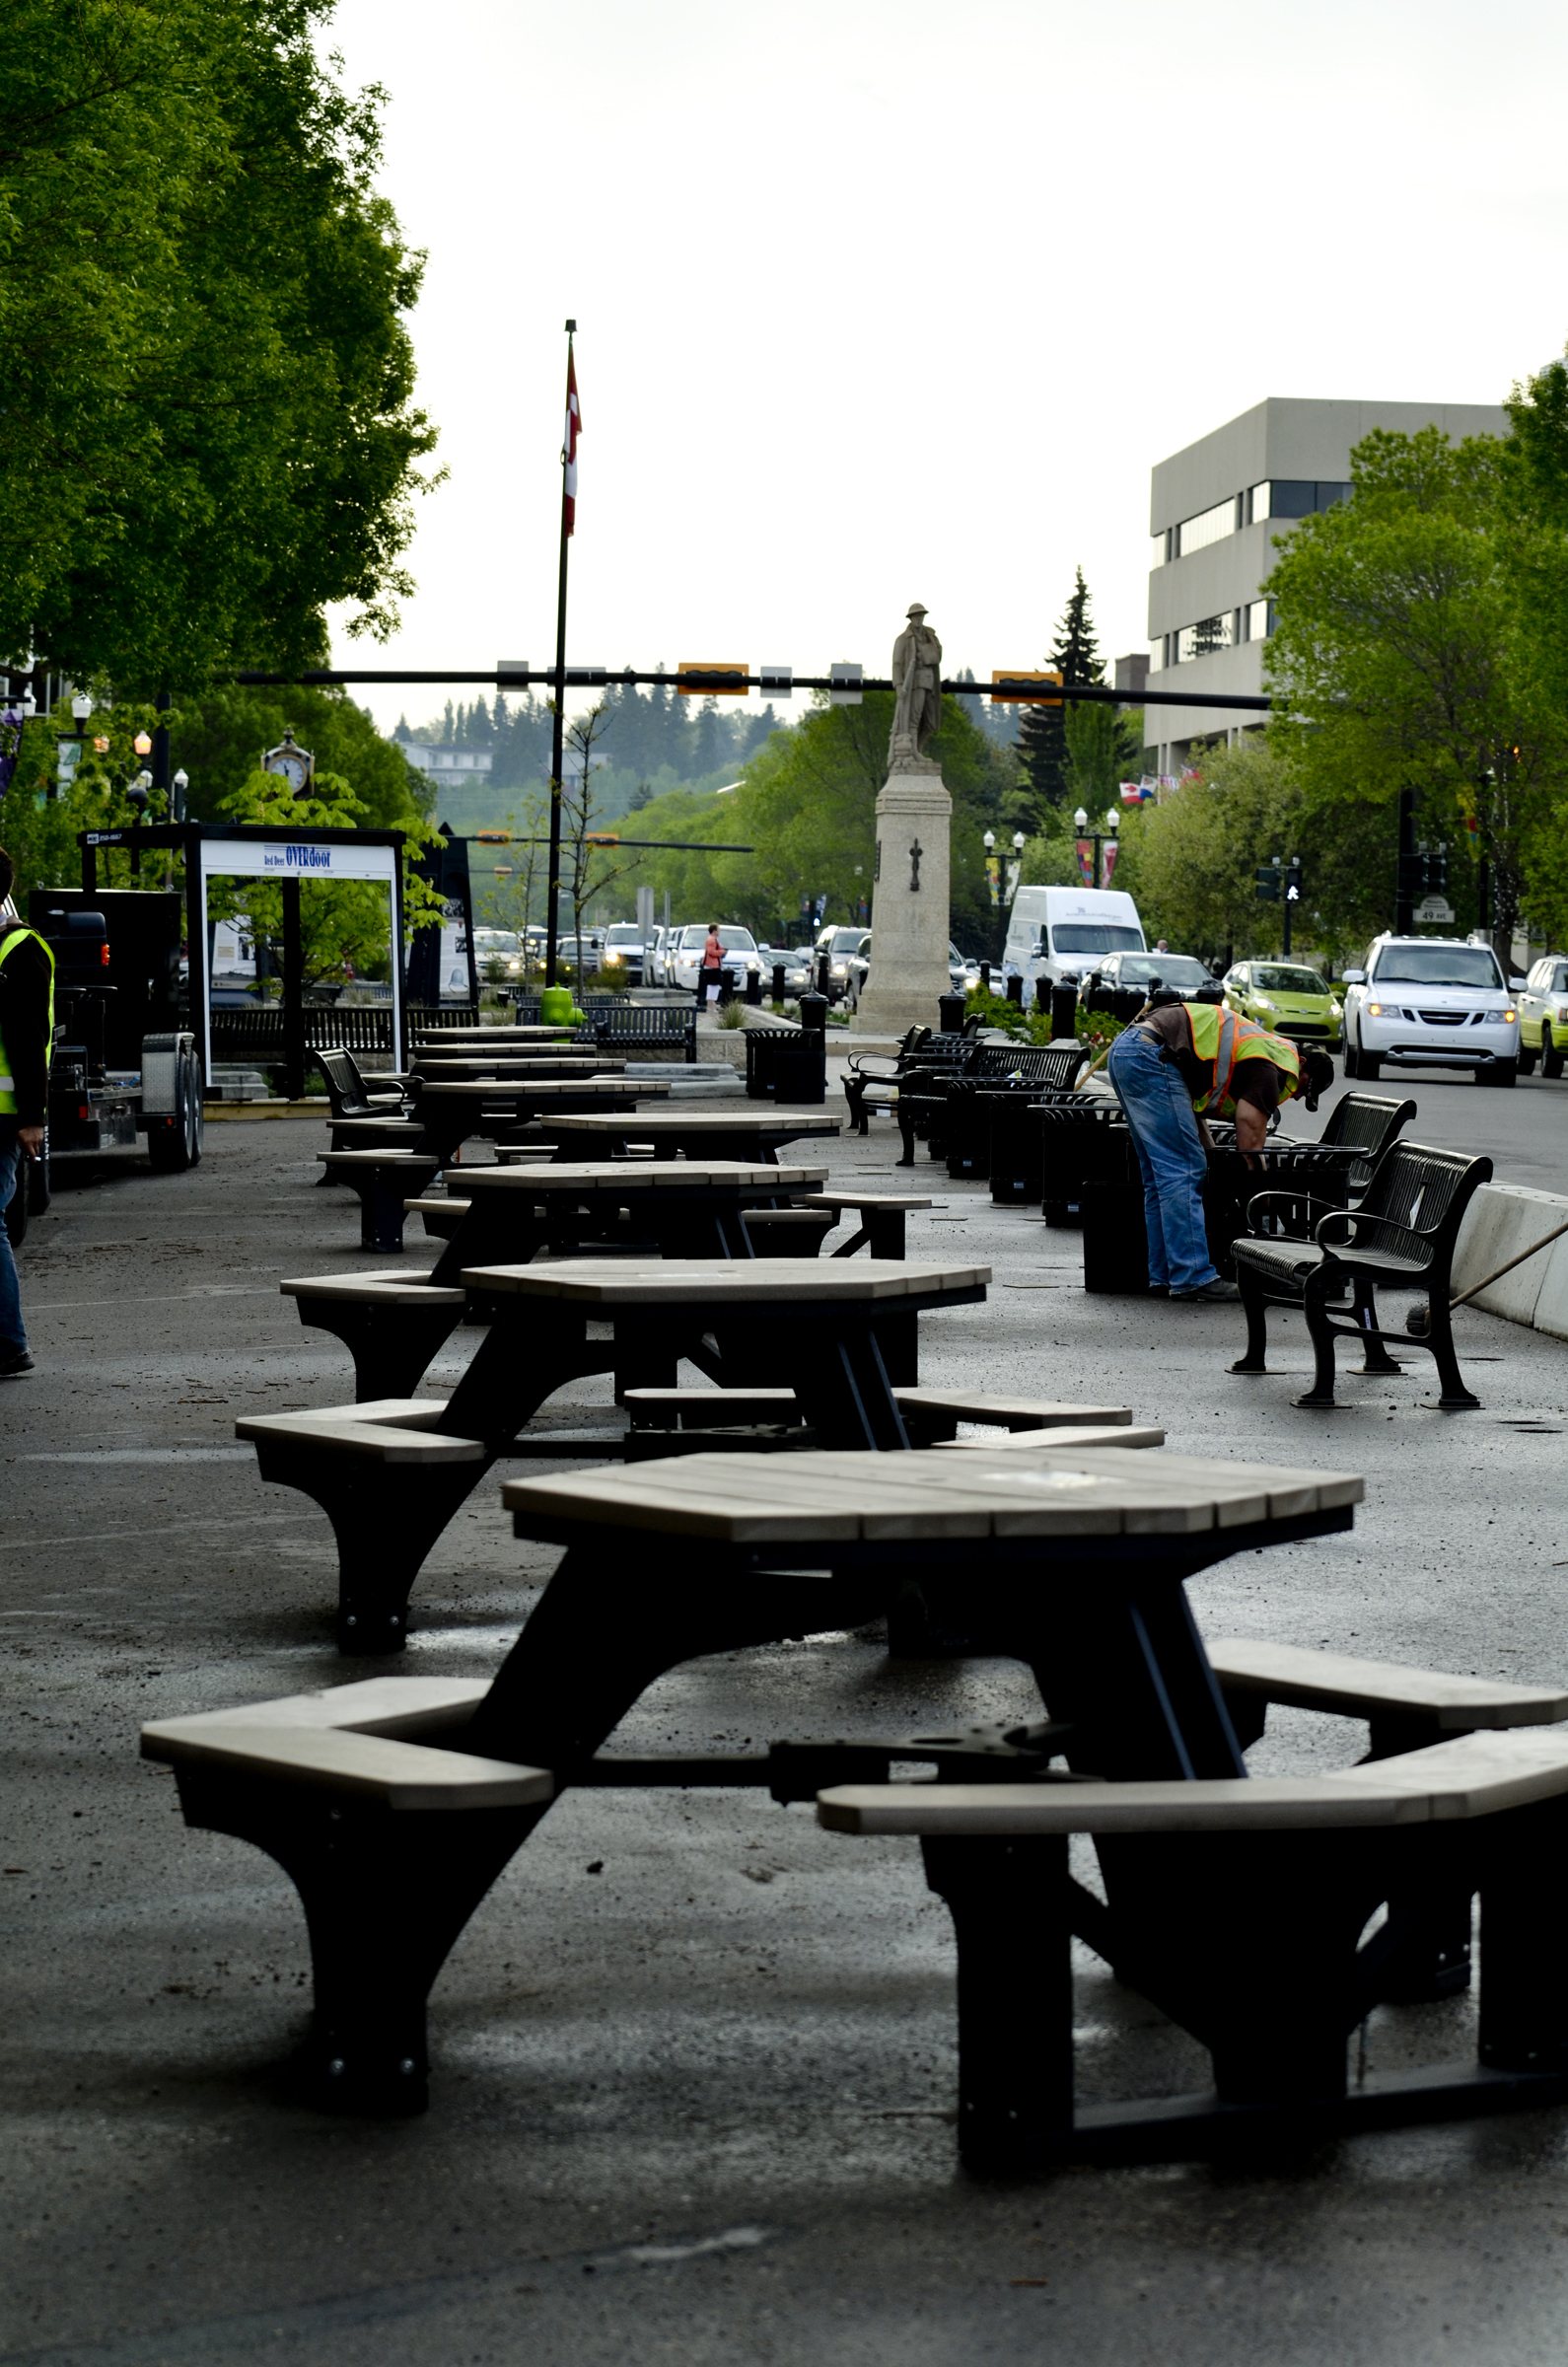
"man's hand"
18,1126,44,1158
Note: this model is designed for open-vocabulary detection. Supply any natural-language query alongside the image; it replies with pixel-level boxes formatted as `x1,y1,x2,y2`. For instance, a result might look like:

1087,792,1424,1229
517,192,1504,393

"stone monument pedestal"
852,757,955,1039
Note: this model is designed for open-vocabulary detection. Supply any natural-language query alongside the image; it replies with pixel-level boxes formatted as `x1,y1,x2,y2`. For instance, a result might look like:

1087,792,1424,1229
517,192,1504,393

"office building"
1144,396,1508,775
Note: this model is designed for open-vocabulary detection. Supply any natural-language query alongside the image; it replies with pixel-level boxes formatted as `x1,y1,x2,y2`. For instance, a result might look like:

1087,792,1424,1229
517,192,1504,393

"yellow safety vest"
1182,1000,1300,1118
0,927,55,1117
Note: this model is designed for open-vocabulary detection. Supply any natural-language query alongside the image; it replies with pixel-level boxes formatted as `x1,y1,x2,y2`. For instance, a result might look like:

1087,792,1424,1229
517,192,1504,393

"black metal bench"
1231,1141,1493,1408
900,1042,1086,1173
843,1025,977,1137
316,1046,407,1120
592,1005,698,1063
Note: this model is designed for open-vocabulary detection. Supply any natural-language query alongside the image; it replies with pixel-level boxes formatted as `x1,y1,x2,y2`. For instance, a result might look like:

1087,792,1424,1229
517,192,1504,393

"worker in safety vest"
1105,988,1334,1303
0,846,54,1376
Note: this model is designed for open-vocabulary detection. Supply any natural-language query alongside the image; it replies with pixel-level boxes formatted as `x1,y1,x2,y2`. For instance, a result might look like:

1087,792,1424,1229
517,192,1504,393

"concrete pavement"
5,1087,1568,2367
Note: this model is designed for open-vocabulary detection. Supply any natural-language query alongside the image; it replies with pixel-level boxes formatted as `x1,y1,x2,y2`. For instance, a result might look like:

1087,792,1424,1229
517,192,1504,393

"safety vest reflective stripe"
1182,1000,1298,1114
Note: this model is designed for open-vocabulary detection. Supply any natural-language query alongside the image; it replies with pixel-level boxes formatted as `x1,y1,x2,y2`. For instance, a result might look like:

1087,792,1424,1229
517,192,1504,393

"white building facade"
1144,396,1508,776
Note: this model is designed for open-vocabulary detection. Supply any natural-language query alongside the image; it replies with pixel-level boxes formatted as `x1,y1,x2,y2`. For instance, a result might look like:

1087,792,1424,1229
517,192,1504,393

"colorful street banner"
1075,838,1095,888
1102,841,1119,885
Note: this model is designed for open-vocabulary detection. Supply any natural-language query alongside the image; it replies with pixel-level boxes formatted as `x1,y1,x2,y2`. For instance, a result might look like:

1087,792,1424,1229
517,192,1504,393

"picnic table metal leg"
920,1832,1075,2171
765,1323,910,1451
441,1303,609,1444
431,1207,548,1287
1479,1801,1568,2074
295,1296,464,1401
170,1763,539,2116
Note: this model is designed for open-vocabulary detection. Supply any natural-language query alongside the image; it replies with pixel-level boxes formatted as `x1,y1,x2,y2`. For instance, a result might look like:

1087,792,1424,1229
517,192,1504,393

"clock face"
265,752,310,792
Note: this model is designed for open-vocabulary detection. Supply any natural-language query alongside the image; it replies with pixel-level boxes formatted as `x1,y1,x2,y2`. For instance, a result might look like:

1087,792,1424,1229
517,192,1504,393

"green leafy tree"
2,0,438,689
206,767,443,985
1063,701,1144,815
1263,425,1562,962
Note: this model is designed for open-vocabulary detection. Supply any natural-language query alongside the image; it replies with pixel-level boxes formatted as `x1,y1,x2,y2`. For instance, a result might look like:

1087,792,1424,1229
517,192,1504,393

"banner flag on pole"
563,346,582,537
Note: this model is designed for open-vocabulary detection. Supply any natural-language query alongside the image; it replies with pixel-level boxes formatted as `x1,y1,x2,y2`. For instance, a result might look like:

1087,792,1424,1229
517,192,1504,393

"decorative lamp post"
1073,806,1120,889
173,768,189,824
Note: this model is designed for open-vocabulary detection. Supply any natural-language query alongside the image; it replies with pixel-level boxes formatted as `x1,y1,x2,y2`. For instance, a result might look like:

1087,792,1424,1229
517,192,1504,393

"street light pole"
1072,805,1120,889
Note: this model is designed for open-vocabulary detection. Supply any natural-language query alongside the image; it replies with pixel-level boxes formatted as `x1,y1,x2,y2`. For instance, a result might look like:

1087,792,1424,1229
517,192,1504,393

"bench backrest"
1352,1140,1493,1265
1318,1091,1417,1191
316,1045,373,1117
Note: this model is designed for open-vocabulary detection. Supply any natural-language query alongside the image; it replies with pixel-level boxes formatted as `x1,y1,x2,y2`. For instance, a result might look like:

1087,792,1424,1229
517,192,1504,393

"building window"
1249,479,1353,523
1151,531,1171,570
1175,494,1242,558
1174,613,1236,664
1149,636,1169,672
1244,599,1274,642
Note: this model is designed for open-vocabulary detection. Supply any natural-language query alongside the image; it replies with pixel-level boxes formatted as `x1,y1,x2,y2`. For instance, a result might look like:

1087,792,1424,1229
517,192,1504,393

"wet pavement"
5,1096,1568,2367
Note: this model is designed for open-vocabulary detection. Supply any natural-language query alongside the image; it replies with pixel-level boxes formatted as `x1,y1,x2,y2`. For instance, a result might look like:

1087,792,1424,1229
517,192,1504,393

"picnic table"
406,1075,669,1164
540,1109,843,1166
409,1052,628,1078
422,1159,832,1282
442,1256,989,1450
410,1025,576,1045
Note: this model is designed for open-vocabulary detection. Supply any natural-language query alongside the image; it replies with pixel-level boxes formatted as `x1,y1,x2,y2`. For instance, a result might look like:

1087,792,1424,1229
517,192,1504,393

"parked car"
668,923,763,992
756,945,812,995
1340,934,1521,1086
843,931,969,1011
472,927,526,980
599,922,646,984
1516,953,1568,1076
554,928,606,975
1079,950,1214,1005
1222,960,1343,1049
814,923,869,1004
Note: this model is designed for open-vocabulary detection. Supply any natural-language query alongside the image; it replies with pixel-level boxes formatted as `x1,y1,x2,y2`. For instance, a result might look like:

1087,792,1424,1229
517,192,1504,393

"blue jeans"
0,1125,26,1353
1105,1029,1218,1292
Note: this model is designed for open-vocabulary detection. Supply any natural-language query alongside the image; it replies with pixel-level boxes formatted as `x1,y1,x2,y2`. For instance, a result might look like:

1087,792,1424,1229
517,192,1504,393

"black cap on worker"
1298,1048,1335,1112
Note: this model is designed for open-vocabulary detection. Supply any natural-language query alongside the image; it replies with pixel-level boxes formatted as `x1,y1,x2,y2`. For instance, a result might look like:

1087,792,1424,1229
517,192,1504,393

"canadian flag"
563,347,582,537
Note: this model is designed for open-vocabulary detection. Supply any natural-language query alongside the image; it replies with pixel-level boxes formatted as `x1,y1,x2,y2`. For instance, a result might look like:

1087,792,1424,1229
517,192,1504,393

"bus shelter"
80,823,408,1098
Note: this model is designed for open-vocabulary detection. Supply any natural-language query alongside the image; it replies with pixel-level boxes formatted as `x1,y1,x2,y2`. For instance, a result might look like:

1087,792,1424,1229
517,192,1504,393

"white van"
1003,886,1146,994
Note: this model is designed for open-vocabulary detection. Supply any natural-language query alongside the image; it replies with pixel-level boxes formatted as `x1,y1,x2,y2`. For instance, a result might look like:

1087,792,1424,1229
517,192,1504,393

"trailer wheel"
148,1042,203,1172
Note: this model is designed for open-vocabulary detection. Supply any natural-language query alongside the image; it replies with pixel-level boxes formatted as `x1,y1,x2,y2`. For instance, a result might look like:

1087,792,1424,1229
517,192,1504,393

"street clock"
261,728,314,795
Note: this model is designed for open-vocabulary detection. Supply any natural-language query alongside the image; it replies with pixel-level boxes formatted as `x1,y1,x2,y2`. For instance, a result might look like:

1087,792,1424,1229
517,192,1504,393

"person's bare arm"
1233,1101,1269,1155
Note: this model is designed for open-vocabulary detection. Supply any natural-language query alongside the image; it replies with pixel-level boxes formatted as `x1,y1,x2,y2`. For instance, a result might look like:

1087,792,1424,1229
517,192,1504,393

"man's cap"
906,603,928,617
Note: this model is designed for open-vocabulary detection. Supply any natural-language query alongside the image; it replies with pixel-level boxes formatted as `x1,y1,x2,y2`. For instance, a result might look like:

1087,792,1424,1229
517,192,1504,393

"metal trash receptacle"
744,1025,826,1105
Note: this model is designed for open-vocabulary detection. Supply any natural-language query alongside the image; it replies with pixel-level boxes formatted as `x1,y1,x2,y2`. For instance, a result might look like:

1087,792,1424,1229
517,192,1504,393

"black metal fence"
209,1004,479,1067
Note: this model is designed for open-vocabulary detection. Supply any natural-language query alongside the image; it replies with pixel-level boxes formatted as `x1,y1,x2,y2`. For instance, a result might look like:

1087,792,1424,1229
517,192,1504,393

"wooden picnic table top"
452,1160,829,1196
461,1255,987,1307
545,1110,842,1144
500,1445,1362,1546
415,1075,671,1100
412,1053,626,1073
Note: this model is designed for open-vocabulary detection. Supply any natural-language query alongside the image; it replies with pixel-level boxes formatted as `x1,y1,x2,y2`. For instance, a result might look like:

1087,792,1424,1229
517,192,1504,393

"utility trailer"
28,886,203,1176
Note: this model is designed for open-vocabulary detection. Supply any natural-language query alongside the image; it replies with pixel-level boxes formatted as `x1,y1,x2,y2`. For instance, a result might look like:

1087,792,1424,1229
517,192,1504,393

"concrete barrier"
1450,1183,1568,1334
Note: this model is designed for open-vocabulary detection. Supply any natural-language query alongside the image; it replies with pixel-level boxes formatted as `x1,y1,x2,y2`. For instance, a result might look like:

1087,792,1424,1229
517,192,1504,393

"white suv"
1341,936,1521,1088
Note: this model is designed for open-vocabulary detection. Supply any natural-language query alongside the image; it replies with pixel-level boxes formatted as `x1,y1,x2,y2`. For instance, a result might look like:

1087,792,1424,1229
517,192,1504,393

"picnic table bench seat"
819,1723,1568,2169
237,1400,488,1654
792,1188,934,1259
740,1207,838,1256
318,1150,444,1250
282,1271,468,1399
1230,1141,1493,1408
142,1678,551,2114
408,1193,470,1240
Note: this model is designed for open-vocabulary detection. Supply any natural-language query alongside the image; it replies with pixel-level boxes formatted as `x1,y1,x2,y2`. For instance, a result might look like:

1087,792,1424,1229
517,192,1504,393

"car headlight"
1250,996,1275,1012
1329,1000,1342,1017
605,951,623,965
747,956,760,972
1501,1008,1517,1024
830,962,848,976
1367,1002,1385,1018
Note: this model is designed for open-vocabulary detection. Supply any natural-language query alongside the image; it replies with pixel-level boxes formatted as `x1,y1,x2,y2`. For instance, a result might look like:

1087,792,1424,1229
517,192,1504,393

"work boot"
0,1347,36,1377
1171,1278,1241,1304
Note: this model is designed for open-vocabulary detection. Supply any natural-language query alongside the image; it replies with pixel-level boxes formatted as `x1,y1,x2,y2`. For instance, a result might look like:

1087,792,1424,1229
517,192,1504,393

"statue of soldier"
889,603,942,764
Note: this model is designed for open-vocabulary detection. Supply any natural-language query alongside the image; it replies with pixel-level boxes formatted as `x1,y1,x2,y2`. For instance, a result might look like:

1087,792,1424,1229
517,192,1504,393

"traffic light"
1254,863,1280,902
1425,842,1448,895
1284,858,1304,905
1397,850,1427,901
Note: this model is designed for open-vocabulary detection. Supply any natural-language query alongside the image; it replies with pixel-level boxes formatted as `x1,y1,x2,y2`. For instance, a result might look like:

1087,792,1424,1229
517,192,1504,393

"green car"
1222,961,1343,1050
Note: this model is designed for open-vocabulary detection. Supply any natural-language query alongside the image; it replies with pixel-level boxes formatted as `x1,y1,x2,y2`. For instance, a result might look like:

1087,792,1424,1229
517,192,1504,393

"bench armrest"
1246,1190,1341,1239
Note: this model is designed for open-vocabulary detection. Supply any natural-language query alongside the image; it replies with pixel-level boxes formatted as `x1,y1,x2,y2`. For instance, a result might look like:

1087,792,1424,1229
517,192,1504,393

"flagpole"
543,318,576,989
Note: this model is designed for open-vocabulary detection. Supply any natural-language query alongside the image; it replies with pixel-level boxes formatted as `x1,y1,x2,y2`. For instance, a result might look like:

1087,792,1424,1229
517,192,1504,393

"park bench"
142,1677,552,2114
898,1042,1085,1170
318,1149,443,1251
593,1005,698,1062
1230,1140,1493,1408
316,1046,407,1119
843,1027,975,1137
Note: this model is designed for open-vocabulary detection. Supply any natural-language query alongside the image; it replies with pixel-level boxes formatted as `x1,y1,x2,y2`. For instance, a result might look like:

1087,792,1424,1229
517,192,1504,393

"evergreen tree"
1018,566,1105,827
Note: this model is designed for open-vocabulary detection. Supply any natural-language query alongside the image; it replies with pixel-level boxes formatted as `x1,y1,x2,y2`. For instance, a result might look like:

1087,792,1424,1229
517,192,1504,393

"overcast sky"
323,0,1568,736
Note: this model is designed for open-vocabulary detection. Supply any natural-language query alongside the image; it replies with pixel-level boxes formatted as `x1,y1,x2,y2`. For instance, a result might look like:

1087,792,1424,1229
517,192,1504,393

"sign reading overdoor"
261,843,336,873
